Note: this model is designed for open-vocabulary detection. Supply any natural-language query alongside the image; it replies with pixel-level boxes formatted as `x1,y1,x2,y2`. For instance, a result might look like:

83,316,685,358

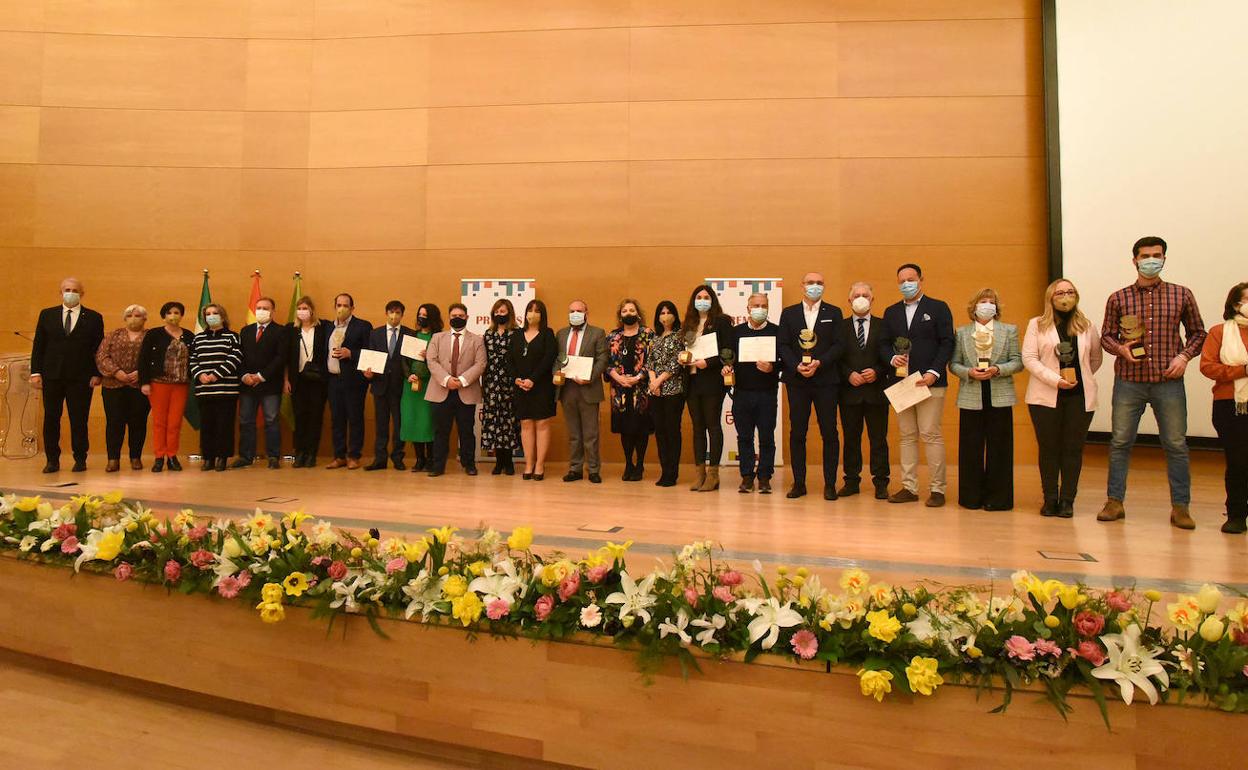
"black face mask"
621,315,639,327
416,316,428,328
449,317,467,331
493,314,510,326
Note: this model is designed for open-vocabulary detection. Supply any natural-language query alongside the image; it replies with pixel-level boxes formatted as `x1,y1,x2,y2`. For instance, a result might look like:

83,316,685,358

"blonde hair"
122,304,148,319
965,288,1002,321
617,297,646,326
1038,278,1090,334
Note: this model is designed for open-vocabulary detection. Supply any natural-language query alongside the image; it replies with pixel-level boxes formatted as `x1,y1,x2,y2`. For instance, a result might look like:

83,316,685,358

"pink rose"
217,575,241,599
188,526,209,541
557,572,581,602
1073,611,1105,638
53,523,77,540
1033,638,1061,657
385,556,407,574
163,559,182,583
719,570,743,587
487,599,510,620
587,565,611,583
59,536,80,554
235,570,252,588
1233,628,1248,647
1105,590,1131,613
327,560,347,581
190,549,215,569
310,556,330,568
1069,640,1107,666
683,586,700,607
534,595,555,621
114,563,133,581
713,585,735,603
790,629,818,660
1004,635,1036,661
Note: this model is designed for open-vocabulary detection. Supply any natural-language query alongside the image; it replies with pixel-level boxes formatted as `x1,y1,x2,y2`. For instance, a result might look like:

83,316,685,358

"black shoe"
215,458,228,472
824,487,838,501
305,455,317,468
1040,498,1060,517
465,466,478,476
267,457,280,469
71,459,87,472
588,473,602,484
392,459,406,471
874,485,890,500
1222,517,1247,534
365,460,387,471
42,462,60,473
632,464,644,481
983,503,1011,511
492,462,505,475
230,458,252,469
201,457,214,471
655,476,676,487
759,478,772,494
837,483,860,497
738,476,755,493
291,454,305,468
1058,499,1074,519
166,456,182,471
786,483,806,499
427,468,445,477
522,472,533,480
412,457,427,472
564,471,583,482
533,473,545,481
151,458,164,473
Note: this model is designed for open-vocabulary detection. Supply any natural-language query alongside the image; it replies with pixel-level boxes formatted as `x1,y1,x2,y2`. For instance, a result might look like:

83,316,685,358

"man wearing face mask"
1098,236,1206,529
364,300,415,471
880,263,955,507
234,297,287,469
30,277,105,473
778,272,844,500
837,283,890,499
556,300,609,483
727,293,782,494
324,293,373,470
425,303,488,476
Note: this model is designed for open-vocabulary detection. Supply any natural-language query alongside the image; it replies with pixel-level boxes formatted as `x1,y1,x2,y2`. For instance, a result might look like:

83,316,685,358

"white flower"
478,528,502,552
330,574,373,613
40,537,59,552
310,520,338,549
1091,624,1170,705
401,570,444,620
740,597,803,650
691,614,727,647
1172,646,1204,675
989,595,1026,623
469,563,524,606
658,609,693,645
605,571,658,626
18,535,37,552
905,611,937,643
580,603,603,629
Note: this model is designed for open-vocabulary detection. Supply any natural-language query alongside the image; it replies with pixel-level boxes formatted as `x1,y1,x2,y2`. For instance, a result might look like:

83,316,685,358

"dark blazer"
838,315,888,406
366,324,416,397
286,320,332,391
777,301,844,387
683,314,736,397
31,305,105,381
880,295,956,388
238,321,287,396
327,316,373,386
137,327,195,384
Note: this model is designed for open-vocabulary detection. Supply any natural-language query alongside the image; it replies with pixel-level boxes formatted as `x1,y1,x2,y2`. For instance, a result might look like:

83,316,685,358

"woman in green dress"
401,303,441,471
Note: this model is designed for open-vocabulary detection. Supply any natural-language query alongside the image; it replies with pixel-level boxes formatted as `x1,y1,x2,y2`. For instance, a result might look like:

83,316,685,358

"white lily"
469,562,524,606
691,614,727,647
741,596,803,650
658,609,693,645
330,574,372,613
605,571,658,625
401,570,445,620
1091,624,1170,705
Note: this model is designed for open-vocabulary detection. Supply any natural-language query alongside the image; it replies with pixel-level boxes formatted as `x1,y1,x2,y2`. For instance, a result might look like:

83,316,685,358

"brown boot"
1097,498,1125,522
1170,504,1196,530
104,459,120,473
699,465,720,492
690,463,706,492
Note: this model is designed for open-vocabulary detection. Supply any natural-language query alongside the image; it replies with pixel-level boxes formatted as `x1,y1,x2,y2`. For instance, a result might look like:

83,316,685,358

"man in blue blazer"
777,271,844,500
879,263,955,507
363,300,416,471
324,293,373,470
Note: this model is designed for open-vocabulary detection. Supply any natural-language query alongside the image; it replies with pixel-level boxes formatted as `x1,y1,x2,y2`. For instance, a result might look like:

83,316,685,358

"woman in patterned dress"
647,300,685,487
606,298,655,481
480,298,520,475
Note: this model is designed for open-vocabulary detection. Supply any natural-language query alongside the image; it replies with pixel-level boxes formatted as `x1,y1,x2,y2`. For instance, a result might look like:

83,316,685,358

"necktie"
256,324,264,342
857,318,866,349
568,326,580,356
450,333,461,377
64,309,72,335
389,327,397,356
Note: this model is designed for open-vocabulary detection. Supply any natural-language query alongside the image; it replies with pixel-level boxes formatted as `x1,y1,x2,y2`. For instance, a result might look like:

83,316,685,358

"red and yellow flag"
245,270,262,325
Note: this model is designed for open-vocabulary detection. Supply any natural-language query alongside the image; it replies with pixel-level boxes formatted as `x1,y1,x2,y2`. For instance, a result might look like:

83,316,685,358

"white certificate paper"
689,331,720,360
400,335,428,361
562,354,593,381
738,335,776,363
357,348,389,375
884,372,932,413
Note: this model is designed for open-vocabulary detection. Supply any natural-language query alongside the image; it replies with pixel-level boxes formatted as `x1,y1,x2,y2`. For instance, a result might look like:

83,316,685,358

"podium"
0,354,39,459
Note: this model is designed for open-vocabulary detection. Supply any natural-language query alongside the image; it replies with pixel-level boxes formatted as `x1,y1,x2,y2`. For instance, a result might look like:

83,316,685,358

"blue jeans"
1107,379,1190,504
732,388,778,480
238,391,281,460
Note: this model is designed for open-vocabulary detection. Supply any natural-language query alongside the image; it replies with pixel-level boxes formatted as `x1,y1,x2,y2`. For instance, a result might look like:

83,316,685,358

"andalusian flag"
184,270,212,430
246,270,262,324
279,272,302,428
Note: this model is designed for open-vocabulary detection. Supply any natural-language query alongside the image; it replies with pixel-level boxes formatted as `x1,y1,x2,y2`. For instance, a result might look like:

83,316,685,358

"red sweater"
1199,323,1248,401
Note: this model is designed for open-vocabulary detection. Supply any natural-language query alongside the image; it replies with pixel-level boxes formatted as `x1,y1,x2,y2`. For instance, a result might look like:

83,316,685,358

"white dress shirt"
61,304,79,334
442,330,470,388
802,301,820,331
298,325,315,372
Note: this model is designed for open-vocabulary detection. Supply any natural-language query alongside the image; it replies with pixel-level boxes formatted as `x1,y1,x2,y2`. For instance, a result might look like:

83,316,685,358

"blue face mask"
748,307,769,323
804,284,824,301
694,298,712,313
900,280,920,300
1137,257,1165,278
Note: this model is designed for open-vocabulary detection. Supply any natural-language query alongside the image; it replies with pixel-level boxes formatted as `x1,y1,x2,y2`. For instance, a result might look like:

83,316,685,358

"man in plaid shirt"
1098,236,1207,529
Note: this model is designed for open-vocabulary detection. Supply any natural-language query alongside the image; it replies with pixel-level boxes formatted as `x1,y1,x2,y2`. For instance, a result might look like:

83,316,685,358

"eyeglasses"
1052,290,1078,298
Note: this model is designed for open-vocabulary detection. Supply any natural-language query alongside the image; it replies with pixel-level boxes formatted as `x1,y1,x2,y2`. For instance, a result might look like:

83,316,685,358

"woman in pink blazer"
1022,279,1103,518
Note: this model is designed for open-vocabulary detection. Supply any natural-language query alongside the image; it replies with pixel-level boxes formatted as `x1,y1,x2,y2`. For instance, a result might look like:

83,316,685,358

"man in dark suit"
363,300,415,471
777,271,844,500
233,296,287,469
555,300,609,484
879,263,956,507
838,282,890,500
30,277,105,472
324,293,373,470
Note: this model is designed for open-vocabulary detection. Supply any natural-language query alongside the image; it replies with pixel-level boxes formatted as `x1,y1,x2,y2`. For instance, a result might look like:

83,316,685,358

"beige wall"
0,0,1047,463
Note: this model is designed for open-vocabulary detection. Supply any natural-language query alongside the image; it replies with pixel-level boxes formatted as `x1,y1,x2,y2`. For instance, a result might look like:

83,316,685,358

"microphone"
11,331,33,343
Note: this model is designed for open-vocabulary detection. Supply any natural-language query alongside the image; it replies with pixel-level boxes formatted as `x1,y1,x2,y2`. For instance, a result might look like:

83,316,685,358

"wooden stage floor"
1,445,1244,595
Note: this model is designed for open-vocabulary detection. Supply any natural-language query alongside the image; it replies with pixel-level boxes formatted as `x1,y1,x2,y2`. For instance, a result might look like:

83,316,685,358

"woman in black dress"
509,299,558,480
481,299,519,475
681,284,733,492
606,299,655,481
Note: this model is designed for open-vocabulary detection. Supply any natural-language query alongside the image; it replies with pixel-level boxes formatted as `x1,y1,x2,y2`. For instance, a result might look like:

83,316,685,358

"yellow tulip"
1199,616,1226,643
506,526,534,551
256,601,285,624
1057,585,1087,610
426,526,459,544
602,540,633,560
1196,584,1222,614
283,572,309,597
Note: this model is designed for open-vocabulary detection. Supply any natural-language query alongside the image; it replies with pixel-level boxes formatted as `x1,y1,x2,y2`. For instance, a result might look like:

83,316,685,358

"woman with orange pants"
139,301,194,472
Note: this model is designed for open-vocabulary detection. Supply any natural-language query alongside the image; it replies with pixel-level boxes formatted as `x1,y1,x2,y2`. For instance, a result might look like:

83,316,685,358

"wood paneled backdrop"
0,0,1047,464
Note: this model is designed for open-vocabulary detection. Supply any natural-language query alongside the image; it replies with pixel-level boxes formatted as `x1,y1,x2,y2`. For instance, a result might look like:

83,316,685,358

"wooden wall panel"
309,109,428,168
0,106,39,164
244,40,313,111
427,103,628,165
313,0,430,39
37,108,245,168
242,111,311,168
310,37,429,111
306,167,426,251
630,0,1036,26
428,0,628,35
0,32,43,104
0,165,37,246
629,100,837,160
42,0,250,38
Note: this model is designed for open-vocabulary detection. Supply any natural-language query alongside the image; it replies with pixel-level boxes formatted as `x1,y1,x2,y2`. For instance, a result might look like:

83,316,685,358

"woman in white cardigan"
1022,279,1103,518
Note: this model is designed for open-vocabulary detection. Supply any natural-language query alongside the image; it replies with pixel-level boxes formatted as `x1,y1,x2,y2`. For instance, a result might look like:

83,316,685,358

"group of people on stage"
27,235,1248,533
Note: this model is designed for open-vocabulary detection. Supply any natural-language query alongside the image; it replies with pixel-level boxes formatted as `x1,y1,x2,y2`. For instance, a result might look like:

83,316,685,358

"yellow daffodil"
283,509,312,530
404,539,429,563
175,509,196,528
867,583,894,607
283,572,309,597
905,656,943,696
1144,589,1163,602
442,574,468,599
582,551,606,568
1057,584,1087,610
540,560,574,587
246,510,274,533
857,669,894,702
1196,584,1222,614
467,560,488,577
866,609,902,644
507,526,534,551
94,530,125,562
14,496,41,512
1168,597,1201,633
256,601,285,623
1228,602,1248,631
966,645,983,659
602,540,633,561
426,526,459,544
451,592,483,627
101,491,123,505
124,521,138,533
840,568,870,595
261,582,285,604
1199,616,1226,643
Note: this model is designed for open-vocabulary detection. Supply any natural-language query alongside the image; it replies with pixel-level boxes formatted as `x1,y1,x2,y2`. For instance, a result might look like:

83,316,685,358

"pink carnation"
713,585,735,603
557,572,581,602
1073,611,1105,638
53,523,77,540
1105,590,1132,613
217,575,241,599
189,549,215,569
235,569,252,588
1033,638,1061,657
534,595,555,621
1233,628,1248,647
188,525,209,541
1004,635,1036,661
683,586,700,607
719,570,743,587
327,560,347,581
385,556,407,575
1069,640,1107,666
790,629,818,660
114,563,133,581
486,599,510,620
59,536,80,554
587,565,611,583
310,556,330,569
163,559,182,583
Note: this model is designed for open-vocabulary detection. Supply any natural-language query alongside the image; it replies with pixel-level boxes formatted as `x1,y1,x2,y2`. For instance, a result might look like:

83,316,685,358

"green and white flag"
184,270,212,430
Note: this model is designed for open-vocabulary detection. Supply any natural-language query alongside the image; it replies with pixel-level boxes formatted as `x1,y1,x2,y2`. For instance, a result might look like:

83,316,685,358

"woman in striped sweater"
191,303,243,472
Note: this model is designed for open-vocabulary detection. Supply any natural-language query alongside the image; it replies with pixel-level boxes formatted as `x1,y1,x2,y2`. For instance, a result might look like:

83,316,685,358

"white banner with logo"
460,278,537,462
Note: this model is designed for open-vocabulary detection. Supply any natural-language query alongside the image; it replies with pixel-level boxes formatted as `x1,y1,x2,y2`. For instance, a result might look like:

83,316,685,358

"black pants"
959,405,1014,508
786,383,839,486
687,390,725,464
732,388,778,480
621,432,650,469
840,399,889,489
373,389,405,463
42,378,93,463
199,396,237,462
432,390,477,471
101,386,149,460
292,377,328,456
1212,399,1248,521
1028,398,1094,503
651,393,684,481
328,375,367,460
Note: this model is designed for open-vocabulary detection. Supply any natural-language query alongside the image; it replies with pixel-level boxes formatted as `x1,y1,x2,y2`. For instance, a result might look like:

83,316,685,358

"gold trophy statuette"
678,331,696,366
1056,341,1077,384
553,355,567,386
893,337,912,378
1119,314,1148,360
798,328,817,366
410,374,422,392
721,349,735,387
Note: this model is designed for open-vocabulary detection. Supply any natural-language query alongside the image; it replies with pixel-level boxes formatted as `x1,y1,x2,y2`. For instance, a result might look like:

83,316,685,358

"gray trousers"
561,385,601,474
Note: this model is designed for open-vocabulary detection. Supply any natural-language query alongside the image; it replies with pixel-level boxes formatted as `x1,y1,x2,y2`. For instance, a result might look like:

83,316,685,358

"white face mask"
296,308,311,321
63,291,81,307
1239,303,1248,320
850,296,871,315
748,307,768,323
254,308,271,324
975,302,996,321
568,311,585,326
205,314,222,328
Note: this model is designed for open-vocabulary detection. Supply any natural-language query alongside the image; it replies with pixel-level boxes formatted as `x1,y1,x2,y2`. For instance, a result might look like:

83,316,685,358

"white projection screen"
1054,0,1248,438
